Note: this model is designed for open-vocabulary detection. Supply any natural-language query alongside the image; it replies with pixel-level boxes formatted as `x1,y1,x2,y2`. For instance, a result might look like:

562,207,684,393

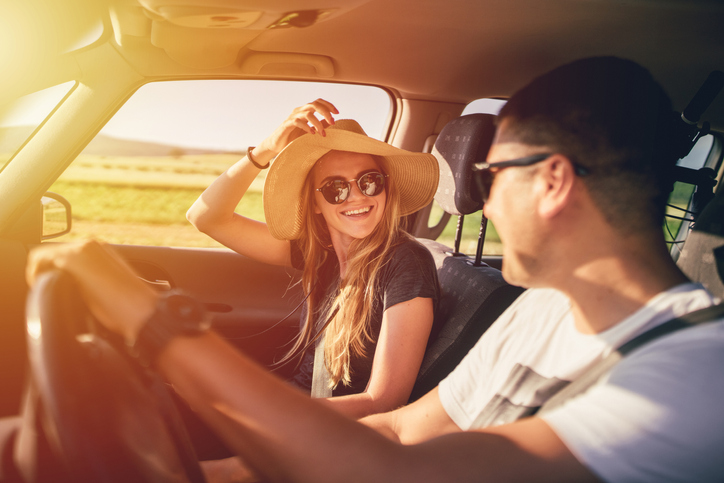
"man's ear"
537,154,577,219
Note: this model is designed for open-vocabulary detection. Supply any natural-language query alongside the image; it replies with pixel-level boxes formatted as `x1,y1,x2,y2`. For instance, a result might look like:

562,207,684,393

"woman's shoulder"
388,235,436,265
378,235,440,306
392,235,434,263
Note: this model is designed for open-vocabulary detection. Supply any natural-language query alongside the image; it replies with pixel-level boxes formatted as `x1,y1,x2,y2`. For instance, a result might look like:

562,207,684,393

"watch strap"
132,291,210,367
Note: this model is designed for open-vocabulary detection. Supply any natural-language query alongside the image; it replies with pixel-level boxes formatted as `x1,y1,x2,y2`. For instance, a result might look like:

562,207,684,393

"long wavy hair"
278,152,408,389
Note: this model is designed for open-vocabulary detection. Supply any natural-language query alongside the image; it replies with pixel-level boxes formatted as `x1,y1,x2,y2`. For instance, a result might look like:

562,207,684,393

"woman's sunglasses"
315,171,388,205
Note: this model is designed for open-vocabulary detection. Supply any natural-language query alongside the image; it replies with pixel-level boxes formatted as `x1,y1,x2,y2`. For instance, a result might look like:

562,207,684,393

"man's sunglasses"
315,171,388,205
473,153,589,201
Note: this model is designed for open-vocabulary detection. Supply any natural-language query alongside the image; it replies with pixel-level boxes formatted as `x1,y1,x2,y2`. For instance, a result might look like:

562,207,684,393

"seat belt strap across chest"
538,301,724,416
311,332,333,398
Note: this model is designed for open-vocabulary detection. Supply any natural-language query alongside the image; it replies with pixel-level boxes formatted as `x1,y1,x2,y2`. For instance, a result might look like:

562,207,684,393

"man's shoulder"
627,310,724,361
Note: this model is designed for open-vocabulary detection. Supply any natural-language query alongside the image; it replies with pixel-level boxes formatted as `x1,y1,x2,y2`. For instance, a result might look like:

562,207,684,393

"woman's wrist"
247,146,270,169
249,145,276,168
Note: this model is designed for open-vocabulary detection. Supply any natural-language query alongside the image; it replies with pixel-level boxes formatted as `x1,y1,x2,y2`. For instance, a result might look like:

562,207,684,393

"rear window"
666,133,718,256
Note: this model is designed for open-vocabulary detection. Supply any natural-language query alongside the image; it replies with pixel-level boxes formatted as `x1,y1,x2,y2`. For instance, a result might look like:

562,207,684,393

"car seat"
410,114,525,402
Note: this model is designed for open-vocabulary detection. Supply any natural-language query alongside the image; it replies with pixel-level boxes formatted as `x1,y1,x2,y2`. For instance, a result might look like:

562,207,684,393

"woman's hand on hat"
256,99,339,160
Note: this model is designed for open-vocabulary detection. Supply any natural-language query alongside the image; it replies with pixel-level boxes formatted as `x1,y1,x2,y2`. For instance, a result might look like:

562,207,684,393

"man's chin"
500,258,533,289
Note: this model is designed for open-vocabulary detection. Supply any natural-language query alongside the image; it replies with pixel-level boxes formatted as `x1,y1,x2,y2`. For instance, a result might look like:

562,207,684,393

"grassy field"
50,154,262,247
47,153,506,252
42,152,692,255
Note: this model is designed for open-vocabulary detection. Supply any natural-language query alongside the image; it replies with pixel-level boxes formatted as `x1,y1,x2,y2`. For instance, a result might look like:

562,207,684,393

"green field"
45,153,691,255
46,153,505,253
50,154,261,247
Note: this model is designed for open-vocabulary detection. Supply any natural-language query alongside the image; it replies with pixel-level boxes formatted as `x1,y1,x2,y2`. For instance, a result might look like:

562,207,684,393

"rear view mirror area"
1,192,71,244
41,192,71,240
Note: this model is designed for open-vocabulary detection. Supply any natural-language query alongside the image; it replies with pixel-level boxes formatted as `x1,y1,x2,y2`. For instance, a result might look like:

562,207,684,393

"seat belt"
538,302,724,416
309,305,338,399
311,333,333,398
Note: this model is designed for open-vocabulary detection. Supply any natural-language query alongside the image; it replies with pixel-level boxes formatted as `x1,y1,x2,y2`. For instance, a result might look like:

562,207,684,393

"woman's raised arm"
186,99,339,266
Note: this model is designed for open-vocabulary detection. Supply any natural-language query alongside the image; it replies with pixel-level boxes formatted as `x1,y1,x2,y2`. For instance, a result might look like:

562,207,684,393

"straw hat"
263,119,439,240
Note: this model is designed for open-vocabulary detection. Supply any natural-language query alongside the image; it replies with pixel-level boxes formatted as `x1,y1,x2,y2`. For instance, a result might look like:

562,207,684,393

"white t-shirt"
438,283,723,482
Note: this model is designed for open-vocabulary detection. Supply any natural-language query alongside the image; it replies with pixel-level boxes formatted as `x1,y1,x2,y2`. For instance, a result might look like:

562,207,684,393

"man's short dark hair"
498,56,678,233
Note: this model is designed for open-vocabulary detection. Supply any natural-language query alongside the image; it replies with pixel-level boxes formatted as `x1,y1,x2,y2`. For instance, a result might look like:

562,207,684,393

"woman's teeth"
343,206,371,216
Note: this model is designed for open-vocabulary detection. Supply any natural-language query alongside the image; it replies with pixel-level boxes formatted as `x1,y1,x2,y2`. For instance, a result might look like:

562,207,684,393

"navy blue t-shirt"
288,236,440,396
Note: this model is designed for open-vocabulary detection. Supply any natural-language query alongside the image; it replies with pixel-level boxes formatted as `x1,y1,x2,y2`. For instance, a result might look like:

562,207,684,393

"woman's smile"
341,205,372,217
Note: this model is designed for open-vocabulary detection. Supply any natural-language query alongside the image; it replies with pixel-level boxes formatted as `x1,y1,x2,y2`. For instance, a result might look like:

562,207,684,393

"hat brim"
264,121,439,240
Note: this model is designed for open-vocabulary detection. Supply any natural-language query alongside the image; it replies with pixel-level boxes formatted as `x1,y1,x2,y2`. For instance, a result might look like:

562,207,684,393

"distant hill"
0,126,240,156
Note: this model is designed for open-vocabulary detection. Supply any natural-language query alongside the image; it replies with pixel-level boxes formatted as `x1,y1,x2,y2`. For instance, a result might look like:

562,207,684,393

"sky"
1,80,505,152
1,80,392,151
102,80,396,151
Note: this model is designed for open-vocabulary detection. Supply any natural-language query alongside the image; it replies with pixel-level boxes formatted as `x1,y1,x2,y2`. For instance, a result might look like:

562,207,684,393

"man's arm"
361,387,460,444
160,332,598,483
26,241,599,483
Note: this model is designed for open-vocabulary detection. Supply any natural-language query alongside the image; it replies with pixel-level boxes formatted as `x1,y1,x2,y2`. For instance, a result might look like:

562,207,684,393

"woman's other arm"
321,297,434,419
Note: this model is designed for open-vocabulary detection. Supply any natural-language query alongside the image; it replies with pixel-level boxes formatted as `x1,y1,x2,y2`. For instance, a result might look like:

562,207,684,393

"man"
26,57,724,482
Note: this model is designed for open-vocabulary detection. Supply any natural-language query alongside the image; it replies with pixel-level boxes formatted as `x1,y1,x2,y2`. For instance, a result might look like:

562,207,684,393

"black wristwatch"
132,290,212,367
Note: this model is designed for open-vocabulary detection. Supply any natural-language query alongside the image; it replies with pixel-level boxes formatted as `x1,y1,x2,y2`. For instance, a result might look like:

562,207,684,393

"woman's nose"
345,180,365,201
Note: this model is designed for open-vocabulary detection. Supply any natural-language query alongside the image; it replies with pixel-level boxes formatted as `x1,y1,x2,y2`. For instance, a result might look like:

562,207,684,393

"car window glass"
461,98,506,116
676,134,714,169
0,81,76,172
666,133,717,255
49,80,391,247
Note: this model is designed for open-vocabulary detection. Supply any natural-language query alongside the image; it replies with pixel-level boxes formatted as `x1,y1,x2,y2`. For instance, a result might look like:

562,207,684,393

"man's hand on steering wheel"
26,240,158,345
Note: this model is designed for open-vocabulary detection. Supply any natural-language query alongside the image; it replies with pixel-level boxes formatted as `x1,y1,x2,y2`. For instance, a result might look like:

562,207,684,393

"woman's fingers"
308,99,339,130
292,99,338,136
257,99,340,159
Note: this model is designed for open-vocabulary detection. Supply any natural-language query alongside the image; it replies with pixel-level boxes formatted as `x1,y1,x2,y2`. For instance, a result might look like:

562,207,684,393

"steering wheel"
23,269,206,482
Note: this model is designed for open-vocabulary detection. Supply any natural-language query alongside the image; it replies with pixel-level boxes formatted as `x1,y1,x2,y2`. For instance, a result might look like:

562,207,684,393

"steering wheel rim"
25,269,206,483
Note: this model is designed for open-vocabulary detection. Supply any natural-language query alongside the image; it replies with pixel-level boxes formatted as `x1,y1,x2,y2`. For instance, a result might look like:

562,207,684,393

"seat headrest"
433,114,497,216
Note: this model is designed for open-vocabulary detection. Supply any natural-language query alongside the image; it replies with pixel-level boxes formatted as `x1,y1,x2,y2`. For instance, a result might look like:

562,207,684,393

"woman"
187,99,441,418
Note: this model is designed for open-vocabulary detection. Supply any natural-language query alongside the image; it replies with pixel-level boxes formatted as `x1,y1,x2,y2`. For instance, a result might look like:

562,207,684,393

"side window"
667,134,718,256
49,80,391,247
429,98,506,255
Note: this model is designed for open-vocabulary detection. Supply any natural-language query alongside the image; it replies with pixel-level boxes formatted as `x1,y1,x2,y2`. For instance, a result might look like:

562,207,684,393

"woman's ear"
537,154,577,219
313,196,322,214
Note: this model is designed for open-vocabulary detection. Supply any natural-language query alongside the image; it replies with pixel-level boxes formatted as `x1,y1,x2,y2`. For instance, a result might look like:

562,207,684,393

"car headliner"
2,0,724,129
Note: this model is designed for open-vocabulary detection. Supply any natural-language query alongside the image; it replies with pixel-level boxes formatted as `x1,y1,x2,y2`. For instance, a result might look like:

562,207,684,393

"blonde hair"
279,153,408,389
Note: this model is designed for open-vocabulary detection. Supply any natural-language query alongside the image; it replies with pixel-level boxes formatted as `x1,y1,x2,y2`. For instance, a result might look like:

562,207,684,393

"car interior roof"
4,0,724,130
